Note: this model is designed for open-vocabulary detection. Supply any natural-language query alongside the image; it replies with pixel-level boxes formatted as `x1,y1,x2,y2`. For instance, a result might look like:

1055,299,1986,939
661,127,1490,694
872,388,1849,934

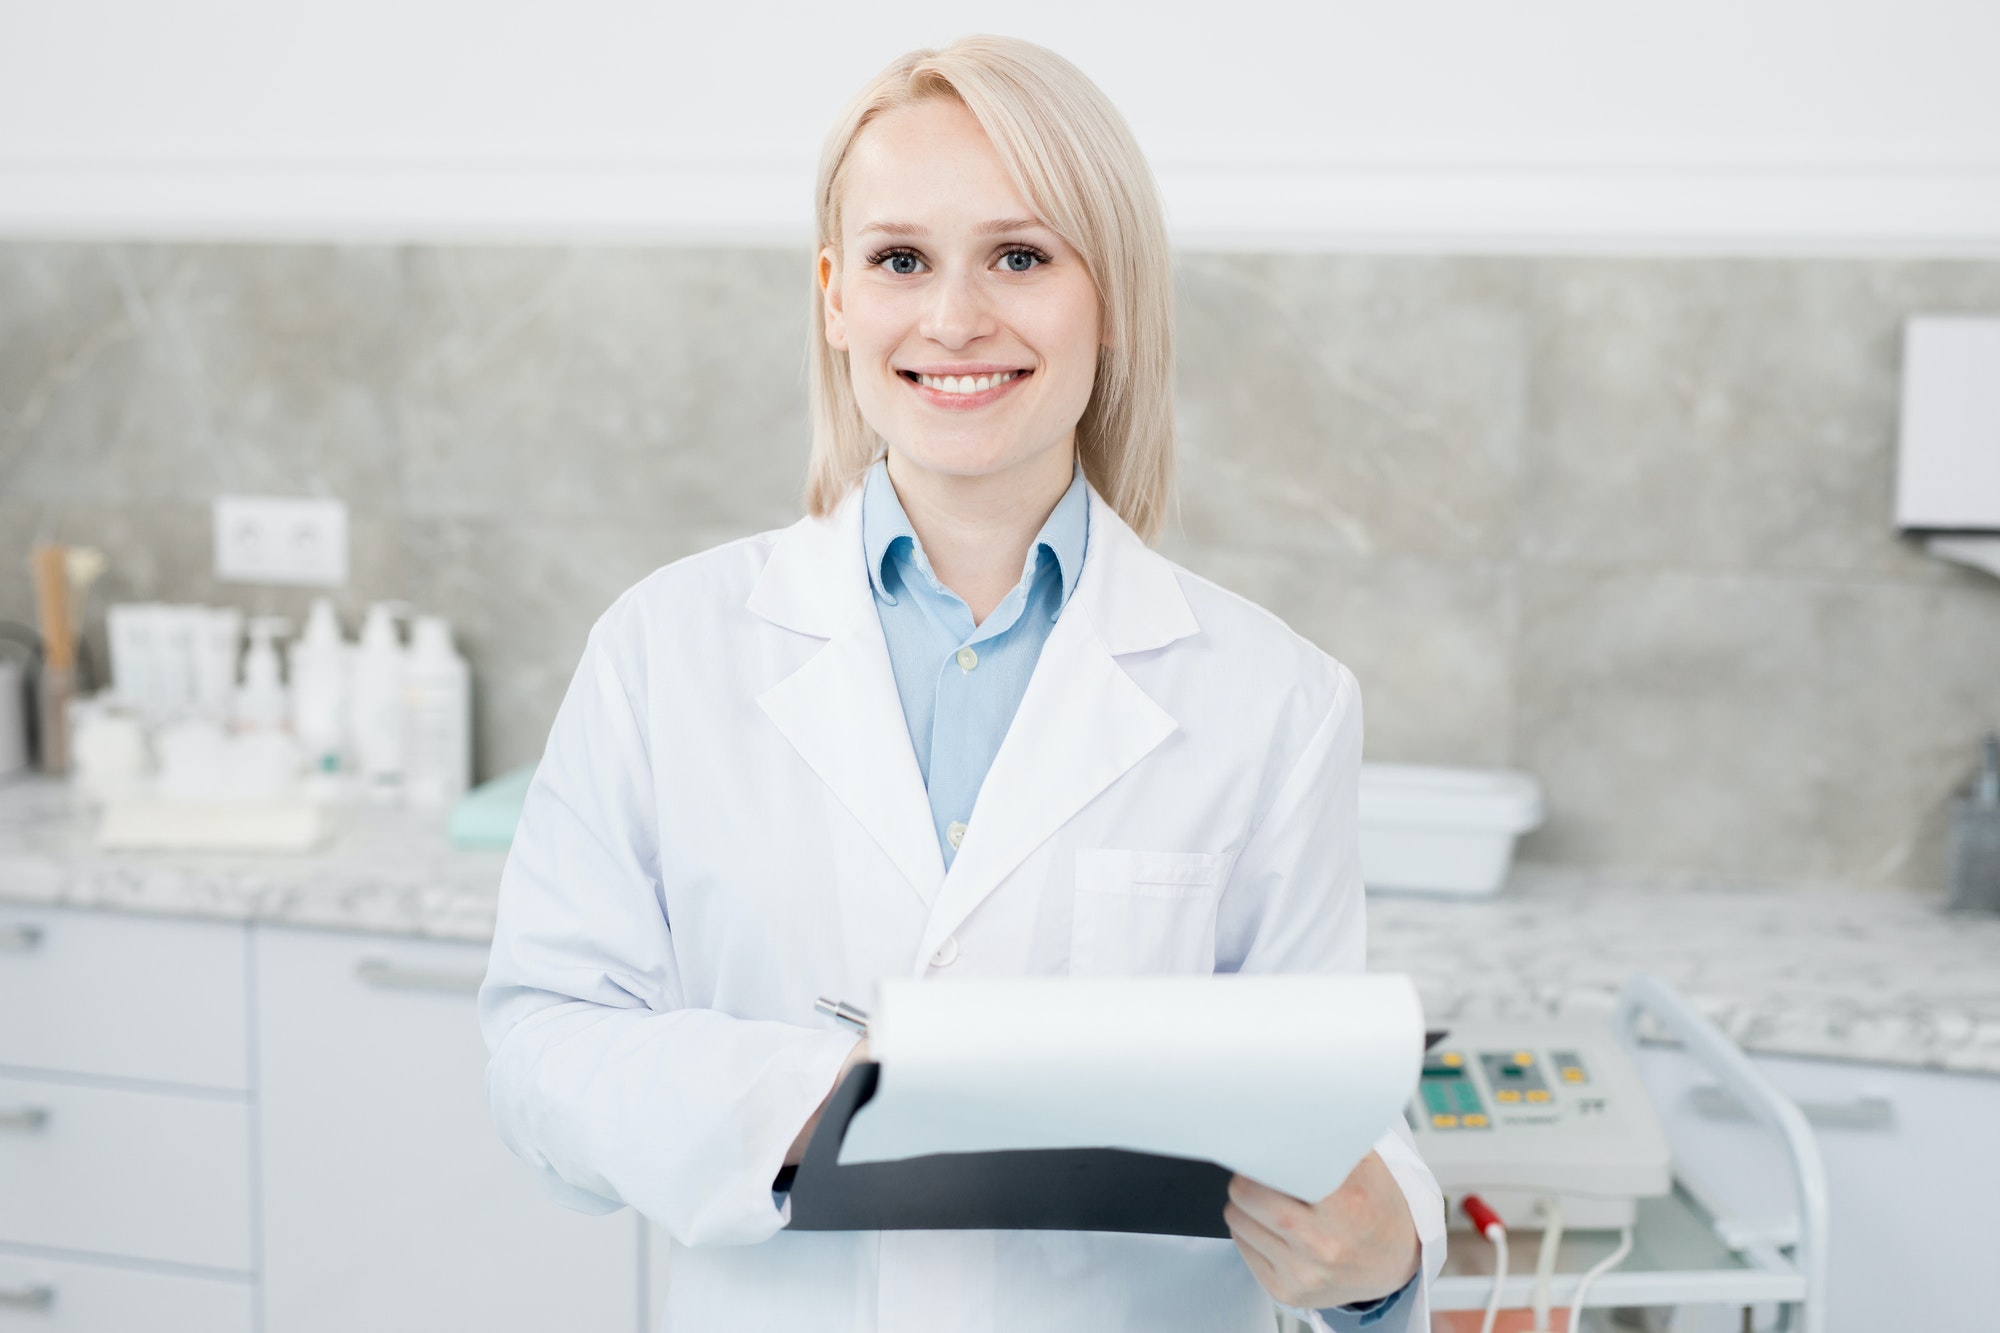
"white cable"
1478,1225,1509,1333
1565,1224,1636,1333
1531,1195,1564,1333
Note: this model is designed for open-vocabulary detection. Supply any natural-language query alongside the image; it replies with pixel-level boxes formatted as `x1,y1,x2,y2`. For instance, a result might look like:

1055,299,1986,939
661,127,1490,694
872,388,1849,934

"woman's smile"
899,366,1032,411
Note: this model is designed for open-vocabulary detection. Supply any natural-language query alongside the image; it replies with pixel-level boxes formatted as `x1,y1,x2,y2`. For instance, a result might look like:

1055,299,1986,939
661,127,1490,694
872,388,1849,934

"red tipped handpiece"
1461,1193,1505,1239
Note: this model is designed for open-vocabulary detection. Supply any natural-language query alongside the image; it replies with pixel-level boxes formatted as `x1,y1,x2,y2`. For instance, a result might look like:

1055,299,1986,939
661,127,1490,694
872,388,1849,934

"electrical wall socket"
213,495,350,587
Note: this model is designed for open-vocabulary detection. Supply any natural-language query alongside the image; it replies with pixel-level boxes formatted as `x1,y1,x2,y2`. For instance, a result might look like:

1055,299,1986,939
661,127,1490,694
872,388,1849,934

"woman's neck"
885,443,1076,626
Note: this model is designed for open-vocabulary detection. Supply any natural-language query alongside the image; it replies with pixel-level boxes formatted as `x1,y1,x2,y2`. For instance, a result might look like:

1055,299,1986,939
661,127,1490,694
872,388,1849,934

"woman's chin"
887,434,1072,485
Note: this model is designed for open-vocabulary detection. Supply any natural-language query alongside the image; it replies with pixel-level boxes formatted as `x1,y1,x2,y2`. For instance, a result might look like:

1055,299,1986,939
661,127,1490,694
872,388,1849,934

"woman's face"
821,98,1103,487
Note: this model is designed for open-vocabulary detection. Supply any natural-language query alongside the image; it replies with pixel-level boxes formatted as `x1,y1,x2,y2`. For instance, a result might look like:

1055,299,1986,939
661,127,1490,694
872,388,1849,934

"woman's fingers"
1222,1200,1290,1268
1229,1224,1285,1290
1228,1209,1314,1309
1228,1171,1317,1238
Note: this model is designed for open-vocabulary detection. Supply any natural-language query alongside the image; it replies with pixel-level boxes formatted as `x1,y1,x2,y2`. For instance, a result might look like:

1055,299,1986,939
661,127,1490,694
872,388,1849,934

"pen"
815,996,871,1036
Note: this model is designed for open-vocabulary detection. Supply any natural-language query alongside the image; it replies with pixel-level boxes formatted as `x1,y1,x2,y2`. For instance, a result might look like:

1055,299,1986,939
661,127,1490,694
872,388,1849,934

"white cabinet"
255,926,639,1333
647,1219,673,1331
0,904,258,1328
0,1252,253,1333
0,1074,252,1270
0,905,247,1091
1636,1046,2000,1332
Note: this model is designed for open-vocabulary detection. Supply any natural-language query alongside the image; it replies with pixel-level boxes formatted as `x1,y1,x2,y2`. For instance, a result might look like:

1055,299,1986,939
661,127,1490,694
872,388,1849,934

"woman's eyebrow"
974,217,1048,235
856,217,1050,238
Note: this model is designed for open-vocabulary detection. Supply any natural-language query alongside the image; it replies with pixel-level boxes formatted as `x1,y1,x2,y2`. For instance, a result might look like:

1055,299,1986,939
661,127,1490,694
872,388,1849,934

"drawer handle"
0,1106,50,1132
354,958,485,995
0,1283,54,1310
1691,1083,1895,1130
0,924,43,953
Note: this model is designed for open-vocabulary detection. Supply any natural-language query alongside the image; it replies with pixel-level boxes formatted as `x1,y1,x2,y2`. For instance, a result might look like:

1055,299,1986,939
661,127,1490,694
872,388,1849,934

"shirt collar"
862,456,1089,614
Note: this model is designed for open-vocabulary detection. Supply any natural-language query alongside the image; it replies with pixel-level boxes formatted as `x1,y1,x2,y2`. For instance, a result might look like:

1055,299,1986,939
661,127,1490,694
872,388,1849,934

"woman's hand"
784,1038,872,1166
1225,1151,1420,1311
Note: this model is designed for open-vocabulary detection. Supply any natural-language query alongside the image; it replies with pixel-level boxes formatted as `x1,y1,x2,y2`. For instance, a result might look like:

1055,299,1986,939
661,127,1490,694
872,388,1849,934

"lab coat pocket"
1070,849,1230,976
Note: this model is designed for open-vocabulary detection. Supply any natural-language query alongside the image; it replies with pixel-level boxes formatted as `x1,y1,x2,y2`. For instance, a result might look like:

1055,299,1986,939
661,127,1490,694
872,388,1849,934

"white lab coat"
480,480,1446,1333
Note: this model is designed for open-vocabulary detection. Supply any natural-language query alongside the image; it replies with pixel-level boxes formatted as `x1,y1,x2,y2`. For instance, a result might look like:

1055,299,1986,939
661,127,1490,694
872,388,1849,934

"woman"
481,35,1444,1333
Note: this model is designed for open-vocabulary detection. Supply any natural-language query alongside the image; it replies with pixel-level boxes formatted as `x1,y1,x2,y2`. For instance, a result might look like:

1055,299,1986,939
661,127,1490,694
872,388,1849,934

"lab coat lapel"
751,494,946,908
917,486,1201,963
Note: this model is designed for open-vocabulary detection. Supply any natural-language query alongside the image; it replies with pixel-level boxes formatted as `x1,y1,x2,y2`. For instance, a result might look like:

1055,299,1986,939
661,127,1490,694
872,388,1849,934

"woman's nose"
918,266,995,349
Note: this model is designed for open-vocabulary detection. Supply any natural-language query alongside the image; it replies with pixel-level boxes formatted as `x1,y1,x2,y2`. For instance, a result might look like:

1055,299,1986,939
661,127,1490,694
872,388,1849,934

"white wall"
4,0,1998,250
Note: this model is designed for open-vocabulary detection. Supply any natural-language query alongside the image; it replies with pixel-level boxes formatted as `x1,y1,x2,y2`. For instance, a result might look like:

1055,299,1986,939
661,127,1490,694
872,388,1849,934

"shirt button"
956,646,978,673
930,936,960,967
946,820,967,849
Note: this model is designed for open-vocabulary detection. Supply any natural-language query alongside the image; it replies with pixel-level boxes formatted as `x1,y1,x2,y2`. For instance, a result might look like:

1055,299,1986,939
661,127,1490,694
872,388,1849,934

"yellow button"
946,821,968,849
1514,1051,1534,1066
1527,1089,1551,1103
1563,1068,1586,1082
1441,1052,1463,1067
1431,1114,1458,1129
1496,1090,1521,1103
1462,1114,1489,1128
956,647,979,672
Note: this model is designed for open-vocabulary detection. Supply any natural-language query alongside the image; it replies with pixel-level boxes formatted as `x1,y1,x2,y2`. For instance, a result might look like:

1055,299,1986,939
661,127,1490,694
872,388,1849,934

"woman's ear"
819,247,848,351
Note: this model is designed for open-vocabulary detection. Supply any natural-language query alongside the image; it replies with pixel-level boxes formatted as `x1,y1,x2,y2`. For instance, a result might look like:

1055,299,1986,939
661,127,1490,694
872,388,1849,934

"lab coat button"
930,936,960,967
956,647,978,672
946,820,967,848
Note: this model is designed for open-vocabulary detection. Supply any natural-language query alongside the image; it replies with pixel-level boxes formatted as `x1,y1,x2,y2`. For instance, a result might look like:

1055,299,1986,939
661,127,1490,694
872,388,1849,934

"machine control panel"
1409,1020,1671,1230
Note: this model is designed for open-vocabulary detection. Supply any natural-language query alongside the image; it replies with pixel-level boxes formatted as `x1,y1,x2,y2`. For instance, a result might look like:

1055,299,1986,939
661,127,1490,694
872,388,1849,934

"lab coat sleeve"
1216,662,1448,1332
479,609,858,1247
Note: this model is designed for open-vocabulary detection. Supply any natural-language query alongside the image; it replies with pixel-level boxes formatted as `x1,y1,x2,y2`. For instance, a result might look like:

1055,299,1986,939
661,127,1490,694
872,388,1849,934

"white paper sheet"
836,974,1423,1203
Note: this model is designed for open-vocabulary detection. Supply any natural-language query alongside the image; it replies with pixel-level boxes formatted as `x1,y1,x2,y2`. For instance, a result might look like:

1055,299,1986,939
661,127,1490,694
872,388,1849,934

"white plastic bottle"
233,616,292,732
351,602,409,801
289,597,349,780
401,615,471,809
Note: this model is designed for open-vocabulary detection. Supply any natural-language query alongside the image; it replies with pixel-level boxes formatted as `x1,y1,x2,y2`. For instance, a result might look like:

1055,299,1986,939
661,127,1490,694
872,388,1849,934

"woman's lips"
899,368,1030,412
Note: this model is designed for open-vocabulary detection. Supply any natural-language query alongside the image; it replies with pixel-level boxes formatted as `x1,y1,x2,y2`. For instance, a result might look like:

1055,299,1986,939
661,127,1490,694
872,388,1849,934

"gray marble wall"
3,244,1997,893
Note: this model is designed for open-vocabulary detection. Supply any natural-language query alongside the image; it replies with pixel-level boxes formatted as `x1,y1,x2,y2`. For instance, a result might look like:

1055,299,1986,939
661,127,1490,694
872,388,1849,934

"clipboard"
784,1061,1235,1236
782,1030,1450,1237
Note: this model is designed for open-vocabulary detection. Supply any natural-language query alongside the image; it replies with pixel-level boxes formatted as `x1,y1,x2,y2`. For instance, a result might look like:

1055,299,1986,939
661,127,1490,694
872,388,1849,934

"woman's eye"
868,249,924,275
999,248,1045,273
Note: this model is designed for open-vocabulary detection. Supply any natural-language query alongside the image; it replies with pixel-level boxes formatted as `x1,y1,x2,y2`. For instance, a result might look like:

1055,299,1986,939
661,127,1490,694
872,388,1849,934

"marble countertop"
5,774,1997,1075
0,775,508,942
1369,871,2000,1076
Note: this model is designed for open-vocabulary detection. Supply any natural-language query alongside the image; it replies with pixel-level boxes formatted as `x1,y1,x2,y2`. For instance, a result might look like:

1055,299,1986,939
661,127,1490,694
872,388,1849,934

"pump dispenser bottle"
352,602,409,799
290,597,349,778
402,615,471,808
234,617,292,732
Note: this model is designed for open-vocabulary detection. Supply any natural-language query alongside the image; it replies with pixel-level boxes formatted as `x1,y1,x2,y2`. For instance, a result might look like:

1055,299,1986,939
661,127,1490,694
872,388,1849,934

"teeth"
916,371,1018,394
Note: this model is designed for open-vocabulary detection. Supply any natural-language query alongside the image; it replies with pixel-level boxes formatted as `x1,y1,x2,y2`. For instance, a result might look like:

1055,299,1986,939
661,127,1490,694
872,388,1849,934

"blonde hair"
805,35,1176,544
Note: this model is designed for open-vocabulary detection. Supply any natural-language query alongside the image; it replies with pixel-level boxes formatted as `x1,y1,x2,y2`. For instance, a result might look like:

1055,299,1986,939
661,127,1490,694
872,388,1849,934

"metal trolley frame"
1421,974,1830,1332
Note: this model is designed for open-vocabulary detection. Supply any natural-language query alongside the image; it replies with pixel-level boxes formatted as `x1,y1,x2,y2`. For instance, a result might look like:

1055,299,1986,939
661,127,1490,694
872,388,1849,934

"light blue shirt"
1319,1275,1413,1330
862,456,1417,1331
862,457,1087,868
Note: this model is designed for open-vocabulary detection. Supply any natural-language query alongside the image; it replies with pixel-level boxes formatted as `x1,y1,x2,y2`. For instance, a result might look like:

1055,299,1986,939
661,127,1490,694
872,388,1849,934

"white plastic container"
1358,763,1546,896
191,606,243,724
401,615,471,809
351,602,408,799
233,616,291,732
289,597,349,777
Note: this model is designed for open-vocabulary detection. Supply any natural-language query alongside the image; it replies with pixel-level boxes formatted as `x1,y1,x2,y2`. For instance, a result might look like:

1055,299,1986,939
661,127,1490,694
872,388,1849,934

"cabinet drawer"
0,907,247,1090
258,926,637,1333
0,1251,252,1332
0,1075,252,1272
